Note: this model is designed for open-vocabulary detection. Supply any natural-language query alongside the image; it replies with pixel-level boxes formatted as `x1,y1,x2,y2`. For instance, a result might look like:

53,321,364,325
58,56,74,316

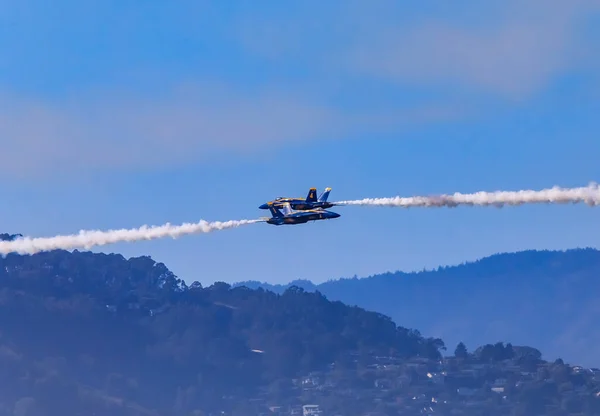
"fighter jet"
259,187,334,211
263,202,340,226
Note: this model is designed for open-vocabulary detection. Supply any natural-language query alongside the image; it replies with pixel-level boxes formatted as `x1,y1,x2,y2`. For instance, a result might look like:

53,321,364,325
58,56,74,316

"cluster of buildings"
244,353,600,416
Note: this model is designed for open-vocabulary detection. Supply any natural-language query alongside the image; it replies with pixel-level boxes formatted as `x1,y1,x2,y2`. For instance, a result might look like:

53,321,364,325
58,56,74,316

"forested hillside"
0,247,443,415
1,234,598,415
236,248,600,367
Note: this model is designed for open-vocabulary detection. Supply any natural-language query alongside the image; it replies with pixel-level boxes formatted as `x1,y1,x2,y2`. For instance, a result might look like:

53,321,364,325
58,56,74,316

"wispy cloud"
4,0,594,180
349,0,600,99
235,0,600,100
0,82,461,179
0,84,331,177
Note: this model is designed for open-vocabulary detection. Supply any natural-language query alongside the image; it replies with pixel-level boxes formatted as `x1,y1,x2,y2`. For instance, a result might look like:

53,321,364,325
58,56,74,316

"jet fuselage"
265,208,340,225
259,187,334,211
259,199,335,210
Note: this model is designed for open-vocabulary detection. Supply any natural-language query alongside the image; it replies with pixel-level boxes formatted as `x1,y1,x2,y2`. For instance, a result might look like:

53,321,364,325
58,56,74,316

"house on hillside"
301,375,321,388
426,372,445,385
302,404,321,415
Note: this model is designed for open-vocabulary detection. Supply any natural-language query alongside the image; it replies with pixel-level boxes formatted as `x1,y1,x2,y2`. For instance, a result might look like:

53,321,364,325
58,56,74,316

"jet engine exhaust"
0,218,263,256
4,182,598,256
334,183,600,208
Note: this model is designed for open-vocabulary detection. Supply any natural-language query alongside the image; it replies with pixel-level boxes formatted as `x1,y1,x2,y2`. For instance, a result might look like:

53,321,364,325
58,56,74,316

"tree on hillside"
0,233,21,241
454,342,468,359
505,342,515,359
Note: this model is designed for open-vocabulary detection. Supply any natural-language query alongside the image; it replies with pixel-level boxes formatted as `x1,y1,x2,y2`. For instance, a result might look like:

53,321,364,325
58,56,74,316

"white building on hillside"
303,404,322,415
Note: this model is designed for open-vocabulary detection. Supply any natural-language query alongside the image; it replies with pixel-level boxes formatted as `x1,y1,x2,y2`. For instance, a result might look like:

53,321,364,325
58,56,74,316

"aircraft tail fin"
318,187,332,202
268,204,284,218
306,188,318,202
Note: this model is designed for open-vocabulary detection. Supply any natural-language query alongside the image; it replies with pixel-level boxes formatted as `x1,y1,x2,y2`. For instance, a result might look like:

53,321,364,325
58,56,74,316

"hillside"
0,248,444,415
0,245,598,415
235,248,600,368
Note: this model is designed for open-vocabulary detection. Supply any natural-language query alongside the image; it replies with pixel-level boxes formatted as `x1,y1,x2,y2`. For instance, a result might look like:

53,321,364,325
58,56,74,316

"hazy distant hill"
235,248,600,367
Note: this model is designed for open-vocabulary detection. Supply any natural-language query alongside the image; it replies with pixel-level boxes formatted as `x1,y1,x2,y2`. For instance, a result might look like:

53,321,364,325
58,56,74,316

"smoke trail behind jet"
335,183,600,208
0,218,262,256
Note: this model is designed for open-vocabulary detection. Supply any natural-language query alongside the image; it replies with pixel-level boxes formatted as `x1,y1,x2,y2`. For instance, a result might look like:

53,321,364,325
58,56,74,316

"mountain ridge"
236,247,600,288
234,247,600,367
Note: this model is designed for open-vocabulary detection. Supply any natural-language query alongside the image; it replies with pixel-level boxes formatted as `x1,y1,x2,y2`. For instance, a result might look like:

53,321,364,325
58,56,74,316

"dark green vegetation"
0,240,598,415
236,248,600,367
0,234,22,241
0,247,442,415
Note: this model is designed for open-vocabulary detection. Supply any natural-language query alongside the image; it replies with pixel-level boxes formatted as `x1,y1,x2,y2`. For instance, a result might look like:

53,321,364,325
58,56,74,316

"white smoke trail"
335,183,600,208
0,218,263,256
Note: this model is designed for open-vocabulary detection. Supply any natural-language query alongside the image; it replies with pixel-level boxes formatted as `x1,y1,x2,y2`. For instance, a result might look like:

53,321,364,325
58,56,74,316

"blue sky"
1,0,599,286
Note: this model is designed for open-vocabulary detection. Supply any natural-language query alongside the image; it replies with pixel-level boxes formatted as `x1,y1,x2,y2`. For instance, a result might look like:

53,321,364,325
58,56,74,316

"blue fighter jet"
259,187,334,211
263,202,340,225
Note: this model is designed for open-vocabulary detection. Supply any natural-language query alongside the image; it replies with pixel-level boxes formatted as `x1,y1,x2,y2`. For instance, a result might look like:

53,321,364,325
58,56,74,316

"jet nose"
331,212,340,218
259,203,268,209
